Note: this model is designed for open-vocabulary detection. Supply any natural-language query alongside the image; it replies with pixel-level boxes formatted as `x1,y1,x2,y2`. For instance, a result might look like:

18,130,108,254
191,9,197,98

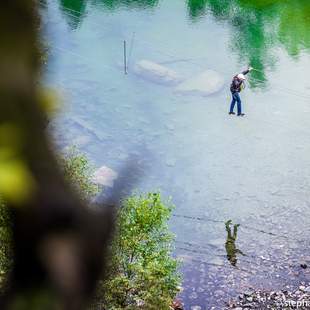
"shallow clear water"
42,0,310,307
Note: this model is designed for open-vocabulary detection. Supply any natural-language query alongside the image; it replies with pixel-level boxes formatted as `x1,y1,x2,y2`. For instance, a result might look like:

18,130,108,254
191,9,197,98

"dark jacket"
230,69,250,93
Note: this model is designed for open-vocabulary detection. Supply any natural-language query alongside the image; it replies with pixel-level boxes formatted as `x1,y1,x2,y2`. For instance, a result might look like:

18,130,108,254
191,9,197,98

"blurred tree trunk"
0,1,113,309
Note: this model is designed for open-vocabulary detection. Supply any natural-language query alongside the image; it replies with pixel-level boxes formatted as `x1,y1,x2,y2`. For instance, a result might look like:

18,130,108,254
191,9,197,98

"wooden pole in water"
124,40,127,75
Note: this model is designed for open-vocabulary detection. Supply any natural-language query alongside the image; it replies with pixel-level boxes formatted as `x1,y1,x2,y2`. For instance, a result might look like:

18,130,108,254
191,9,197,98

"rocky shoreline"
226,282,310,309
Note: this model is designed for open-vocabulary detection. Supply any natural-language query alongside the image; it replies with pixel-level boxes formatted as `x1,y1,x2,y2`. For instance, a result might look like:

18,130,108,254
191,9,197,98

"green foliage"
0,148,99,288
60,147,99,201
1,149,181,308
98,193,181,310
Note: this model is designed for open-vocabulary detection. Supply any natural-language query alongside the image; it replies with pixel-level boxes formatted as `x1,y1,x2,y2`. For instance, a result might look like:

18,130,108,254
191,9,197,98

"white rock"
175,69,224,96
93,166,118,187
133,60,183,86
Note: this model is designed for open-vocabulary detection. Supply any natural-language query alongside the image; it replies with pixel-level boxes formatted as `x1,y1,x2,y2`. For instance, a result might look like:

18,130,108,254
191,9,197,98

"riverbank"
226,282,310,309
178,247,310,309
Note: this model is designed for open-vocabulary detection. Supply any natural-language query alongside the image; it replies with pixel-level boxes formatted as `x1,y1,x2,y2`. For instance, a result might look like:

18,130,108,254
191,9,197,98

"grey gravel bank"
226,282,310,309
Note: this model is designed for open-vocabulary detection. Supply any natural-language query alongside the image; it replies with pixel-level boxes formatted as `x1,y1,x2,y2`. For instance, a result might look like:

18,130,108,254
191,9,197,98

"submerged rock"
134,60,183,86
93,166,118,187
72,135,92,147
226,283,310,309
175,69,224,96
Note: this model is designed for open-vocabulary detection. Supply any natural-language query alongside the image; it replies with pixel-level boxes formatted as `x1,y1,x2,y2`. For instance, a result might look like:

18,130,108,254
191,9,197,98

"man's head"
237,73,246,81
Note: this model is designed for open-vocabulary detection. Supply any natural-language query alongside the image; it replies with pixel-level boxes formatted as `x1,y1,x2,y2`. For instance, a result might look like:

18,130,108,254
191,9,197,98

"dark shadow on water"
59,0,87,29
225,220,244,267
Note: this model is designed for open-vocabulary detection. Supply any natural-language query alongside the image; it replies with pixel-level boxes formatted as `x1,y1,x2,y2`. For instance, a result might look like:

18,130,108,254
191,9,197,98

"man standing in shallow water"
229,67,253,116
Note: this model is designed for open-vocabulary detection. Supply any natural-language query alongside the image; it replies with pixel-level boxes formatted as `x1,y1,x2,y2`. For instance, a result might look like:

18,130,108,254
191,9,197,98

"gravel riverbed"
226,282,310,309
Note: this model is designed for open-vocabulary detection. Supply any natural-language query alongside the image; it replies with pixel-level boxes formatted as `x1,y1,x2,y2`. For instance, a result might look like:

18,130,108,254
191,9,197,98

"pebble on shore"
226,283,310,309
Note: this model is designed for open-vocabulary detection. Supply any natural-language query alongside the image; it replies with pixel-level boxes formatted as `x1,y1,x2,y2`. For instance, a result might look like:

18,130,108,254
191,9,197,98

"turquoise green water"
42,0,310,307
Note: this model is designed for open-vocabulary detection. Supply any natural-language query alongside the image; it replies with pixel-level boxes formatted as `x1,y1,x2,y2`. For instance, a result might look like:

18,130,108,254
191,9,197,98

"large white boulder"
93,166,118,187
133,60,183,86
175,70,224,96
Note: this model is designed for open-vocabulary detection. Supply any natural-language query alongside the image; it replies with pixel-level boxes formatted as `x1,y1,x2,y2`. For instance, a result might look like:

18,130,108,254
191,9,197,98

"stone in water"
93,166,118,187
175,69,224,96
134,60,183,86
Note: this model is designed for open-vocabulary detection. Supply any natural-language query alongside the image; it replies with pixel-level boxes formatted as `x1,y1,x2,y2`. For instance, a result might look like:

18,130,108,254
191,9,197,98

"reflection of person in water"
225,220,245,266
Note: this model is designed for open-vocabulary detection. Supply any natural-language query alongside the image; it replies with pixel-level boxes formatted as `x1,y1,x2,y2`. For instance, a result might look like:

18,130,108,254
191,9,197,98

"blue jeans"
230,92,242,114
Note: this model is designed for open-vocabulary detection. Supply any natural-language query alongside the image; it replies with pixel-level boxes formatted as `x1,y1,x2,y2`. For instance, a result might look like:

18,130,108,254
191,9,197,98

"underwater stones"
72,135,92,147
134,60,183,86
133,62,224,95
175,69,224,96
70,117,109,142
227,284,310,309
93,166,118,187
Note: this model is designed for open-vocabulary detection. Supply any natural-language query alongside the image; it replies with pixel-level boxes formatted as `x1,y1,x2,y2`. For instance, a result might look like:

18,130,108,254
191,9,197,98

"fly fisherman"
229,67,253,116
